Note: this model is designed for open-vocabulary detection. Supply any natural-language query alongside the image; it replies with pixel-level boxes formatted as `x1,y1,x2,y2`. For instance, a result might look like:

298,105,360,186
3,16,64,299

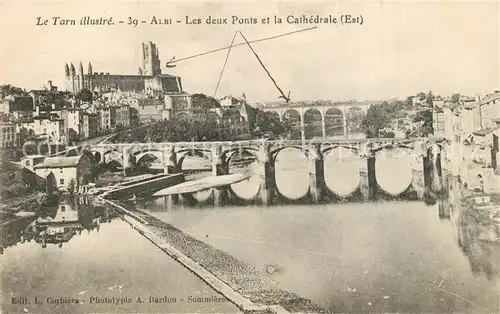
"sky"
0,0,499,103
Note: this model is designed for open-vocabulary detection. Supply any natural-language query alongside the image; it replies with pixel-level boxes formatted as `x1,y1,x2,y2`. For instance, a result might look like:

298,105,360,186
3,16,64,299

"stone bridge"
88,137,452,204
251,100,376,140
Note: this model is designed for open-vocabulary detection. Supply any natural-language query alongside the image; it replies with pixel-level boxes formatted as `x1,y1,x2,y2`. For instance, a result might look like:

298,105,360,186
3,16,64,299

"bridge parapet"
88,137,445,174
87,137,448,205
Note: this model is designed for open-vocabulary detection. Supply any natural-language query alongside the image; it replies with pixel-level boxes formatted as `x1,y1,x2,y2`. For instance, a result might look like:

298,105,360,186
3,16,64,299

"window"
60,179,64,184
25,160,30,166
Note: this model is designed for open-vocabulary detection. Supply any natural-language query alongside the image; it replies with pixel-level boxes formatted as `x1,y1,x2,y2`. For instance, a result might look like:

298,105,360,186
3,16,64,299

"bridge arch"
135,150,163,163
375,147,414,196
270,145,310,163
176,149,212,172
323,146,362,197
345,106,366,134
303,108,322,139
324,107,344,137
224,148,261,200
273,147,310,200
101,149,124,166
322,144,358,157
135,151,163,170
265,111,281,122
282,109,301,140
222,147,259,165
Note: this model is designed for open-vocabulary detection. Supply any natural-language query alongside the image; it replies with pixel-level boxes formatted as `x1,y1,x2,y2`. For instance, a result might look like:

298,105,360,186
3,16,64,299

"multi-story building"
60,108,82,140
33,154,92,191
97,106,111,133
477,91,500,129
81,112,100,139
433,102,461,140
114,104,130,129
0,122,17,148
29,82,71,110
163,93,193,120
459,99,482,136
137,97,165,120
15,113,65,143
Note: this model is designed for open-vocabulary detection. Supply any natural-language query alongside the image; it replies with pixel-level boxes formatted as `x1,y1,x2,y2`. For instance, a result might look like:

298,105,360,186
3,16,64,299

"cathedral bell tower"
141,41,162,76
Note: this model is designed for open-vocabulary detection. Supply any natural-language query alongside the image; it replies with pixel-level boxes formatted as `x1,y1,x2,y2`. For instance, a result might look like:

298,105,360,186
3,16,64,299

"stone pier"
308,144,324,203
411,146,426,199
212,145,229,206
162,147,177,174
359,155,377,200
122,146,131,175
257,142,274,205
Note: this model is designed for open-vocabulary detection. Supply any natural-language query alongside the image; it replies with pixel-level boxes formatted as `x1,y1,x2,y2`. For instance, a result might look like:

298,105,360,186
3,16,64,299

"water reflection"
1,197,117,252
1,197,239,314
438,177,500,282
138,173,500,313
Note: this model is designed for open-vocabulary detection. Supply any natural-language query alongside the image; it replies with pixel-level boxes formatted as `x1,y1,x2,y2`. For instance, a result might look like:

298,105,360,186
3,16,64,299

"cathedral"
65,42,183,96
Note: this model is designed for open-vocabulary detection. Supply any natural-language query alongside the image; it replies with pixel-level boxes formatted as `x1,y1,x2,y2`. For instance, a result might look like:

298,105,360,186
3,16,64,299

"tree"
18,127,30,146
380,130,395,138
361,102,392,138
426,91,434,106
191,93,221,110
64,64,70,78
451,93,460,103
67,178,76,195
346,107,366,134
406,96,414,107
76,89,93,102
413,109,433,136
68,129,79,144
417,92,426,101
0,84,26,96
246,106,287,139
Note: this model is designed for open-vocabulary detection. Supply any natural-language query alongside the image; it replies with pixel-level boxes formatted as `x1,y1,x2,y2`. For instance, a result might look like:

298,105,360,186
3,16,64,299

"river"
134,148,499,313
0,199,239,314
1,148,499,313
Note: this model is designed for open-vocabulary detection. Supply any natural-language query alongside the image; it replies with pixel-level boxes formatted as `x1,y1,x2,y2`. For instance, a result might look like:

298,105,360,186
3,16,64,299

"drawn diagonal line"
213,30,238,98
171,26,317,64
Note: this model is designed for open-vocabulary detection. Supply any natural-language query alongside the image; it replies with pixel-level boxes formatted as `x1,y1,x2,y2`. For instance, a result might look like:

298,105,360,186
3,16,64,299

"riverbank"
462,188,500,226
111,200,328,314
0,193,45,223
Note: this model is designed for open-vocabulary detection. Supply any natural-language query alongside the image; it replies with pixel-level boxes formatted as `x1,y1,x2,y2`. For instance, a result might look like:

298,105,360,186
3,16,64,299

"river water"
2,148,499,313
0,199,239,314
135,148,500,313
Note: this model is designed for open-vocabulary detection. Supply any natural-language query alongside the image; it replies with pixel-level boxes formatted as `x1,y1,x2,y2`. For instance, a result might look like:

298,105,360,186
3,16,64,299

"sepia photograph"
0,1,499,313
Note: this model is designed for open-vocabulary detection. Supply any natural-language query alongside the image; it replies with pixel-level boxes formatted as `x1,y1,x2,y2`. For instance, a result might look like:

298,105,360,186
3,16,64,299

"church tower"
64,63,70,91
79,62,85,92
87,62,93,91
70,63,76,93
141,41,161,76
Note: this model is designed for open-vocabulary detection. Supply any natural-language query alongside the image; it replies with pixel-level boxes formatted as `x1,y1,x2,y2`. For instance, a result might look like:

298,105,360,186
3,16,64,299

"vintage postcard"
0,0,499,313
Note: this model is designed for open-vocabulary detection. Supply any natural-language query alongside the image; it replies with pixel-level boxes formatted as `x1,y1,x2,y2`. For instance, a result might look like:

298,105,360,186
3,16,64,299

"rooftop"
34,155,83,169
479,91,500,105
473,127,499,136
